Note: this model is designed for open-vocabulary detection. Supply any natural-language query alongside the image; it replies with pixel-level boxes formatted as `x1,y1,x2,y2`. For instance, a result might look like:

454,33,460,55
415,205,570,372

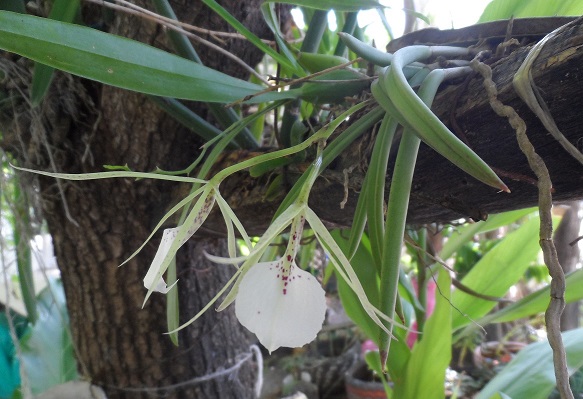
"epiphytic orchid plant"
14,100,397,352
5,1,583,398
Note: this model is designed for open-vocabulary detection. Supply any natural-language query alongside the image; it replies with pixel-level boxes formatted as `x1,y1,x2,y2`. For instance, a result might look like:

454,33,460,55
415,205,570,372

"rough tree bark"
0,1,287,398
200,16,583,235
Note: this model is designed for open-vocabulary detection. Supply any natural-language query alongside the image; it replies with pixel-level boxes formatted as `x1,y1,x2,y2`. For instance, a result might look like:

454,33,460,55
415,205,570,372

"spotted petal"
235,260,327,353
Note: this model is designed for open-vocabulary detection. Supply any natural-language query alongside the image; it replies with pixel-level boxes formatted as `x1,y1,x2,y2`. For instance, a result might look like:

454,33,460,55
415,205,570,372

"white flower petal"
143,192,215,297
235,261,327,353
143,227,180,294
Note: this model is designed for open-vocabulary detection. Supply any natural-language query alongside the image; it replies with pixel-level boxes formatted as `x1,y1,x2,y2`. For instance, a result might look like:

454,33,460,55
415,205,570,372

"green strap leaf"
0,11,266,103
30,0,80,106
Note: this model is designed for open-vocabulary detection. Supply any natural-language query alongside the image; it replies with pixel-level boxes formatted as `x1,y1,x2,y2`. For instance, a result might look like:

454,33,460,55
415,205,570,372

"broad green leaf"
30,0,80,106
440,208,536,261
0,11,268,103
330,228,411,381
265,0,382,11
394,269,451,399
479,0,583,22
477,328,583,399
479,268,583,325
451,215,559,330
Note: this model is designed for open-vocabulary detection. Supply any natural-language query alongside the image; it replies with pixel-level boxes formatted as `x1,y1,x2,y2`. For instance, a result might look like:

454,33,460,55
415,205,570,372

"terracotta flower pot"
345,361,388,399
473,341,527,369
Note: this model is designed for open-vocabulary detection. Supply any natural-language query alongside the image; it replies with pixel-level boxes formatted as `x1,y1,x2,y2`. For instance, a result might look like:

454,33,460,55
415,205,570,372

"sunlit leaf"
478,268,583,325
479,0,583,22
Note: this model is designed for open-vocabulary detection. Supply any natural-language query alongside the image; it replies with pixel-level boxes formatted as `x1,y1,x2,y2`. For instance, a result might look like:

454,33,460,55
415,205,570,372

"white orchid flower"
235,213,327,353
177,148,398,352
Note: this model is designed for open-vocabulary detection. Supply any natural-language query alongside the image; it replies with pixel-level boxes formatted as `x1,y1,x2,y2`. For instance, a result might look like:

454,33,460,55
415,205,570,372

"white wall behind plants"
0,233,59,317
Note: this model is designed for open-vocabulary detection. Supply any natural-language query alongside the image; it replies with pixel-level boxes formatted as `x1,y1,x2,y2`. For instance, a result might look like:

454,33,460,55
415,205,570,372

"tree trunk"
0,1,284,397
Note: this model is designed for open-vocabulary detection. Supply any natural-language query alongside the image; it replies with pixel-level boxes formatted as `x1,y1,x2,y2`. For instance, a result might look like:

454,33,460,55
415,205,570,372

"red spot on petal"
283,289,287,295
287,255,292,262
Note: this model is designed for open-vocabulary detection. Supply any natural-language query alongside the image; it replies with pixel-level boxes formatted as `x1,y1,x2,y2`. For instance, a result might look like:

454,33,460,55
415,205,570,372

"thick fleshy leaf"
235,260,327,353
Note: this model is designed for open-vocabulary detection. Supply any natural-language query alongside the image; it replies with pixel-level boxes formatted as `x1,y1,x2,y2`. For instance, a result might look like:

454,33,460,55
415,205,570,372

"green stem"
301,10,329,54
211,101,370,183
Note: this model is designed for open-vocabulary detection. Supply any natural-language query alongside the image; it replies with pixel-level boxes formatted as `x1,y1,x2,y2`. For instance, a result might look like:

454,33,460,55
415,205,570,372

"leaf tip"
380,349,388,373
